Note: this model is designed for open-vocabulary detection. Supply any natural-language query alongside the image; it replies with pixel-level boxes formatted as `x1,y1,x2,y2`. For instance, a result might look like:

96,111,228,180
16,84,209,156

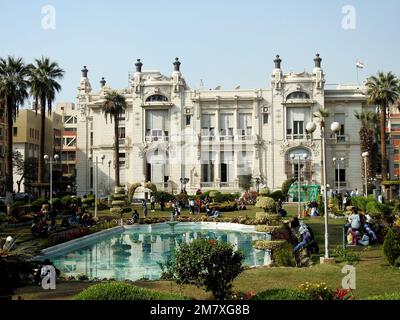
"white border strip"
37,222,270,259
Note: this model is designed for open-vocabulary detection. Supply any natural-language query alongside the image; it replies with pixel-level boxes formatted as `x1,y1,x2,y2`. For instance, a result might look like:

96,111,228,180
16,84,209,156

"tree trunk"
37,95,46,195
16,174,24,193
5,98,14,215
380,104,387,180
114,117,120,188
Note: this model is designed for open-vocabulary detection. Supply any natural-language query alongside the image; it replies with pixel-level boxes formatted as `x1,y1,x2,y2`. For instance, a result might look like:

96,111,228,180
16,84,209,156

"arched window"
146,94,168,102
286,91,310,100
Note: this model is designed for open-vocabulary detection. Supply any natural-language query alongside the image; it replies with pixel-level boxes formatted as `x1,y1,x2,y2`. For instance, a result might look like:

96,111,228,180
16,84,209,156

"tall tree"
366,72,399,180
13,151,38,193
0,56,29,214
103,90,127,188
354,111,378,180
28,57,64,193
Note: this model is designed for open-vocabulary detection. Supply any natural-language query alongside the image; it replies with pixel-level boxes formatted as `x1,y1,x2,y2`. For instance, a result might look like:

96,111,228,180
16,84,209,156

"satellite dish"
235,85,241,90
214,86,221,90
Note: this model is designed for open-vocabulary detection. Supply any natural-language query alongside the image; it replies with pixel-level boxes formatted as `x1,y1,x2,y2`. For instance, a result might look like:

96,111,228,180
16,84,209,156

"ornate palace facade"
75,55,372,196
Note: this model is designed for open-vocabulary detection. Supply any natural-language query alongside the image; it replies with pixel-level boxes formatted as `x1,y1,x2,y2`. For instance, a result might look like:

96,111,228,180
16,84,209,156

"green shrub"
383,228,400,266
366,292,400,300
259,188,270,196
173,238,244,300
0,254,37,296
333,246,361,264
82,197,94,206
273,243,296,267
71,196,81,206
270,190,284,202
61,195,72,207
154,191,175,204
214,193,237,203
50,198,62,210
208,190,221,199
209,201,237,212
253,288,312,300
255,196,276,213
74,282,191,300
31,198,47,212
351,196,368,211
253,240,286,251
281,178,296,200
12,201,26,214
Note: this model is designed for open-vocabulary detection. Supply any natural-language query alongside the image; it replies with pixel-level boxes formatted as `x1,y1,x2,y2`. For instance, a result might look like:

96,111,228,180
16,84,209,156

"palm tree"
28,57,64,194
103,90,127,188
366,72,399,180
354,111,378,179
0,56,30,213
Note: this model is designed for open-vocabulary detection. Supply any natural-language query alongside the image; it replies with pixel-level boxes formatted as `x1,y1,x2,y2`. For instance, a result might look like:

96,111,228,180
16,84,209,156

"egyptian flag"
356,61,365,69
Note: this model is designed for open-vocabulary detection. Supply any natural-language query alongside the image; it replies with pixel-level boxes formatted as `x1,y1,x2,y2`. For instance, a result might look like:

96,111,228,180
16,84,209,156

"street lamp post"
362,152,369,197
290,153,308,218
44,154,59,212
89,154,105,219
306,120,341,262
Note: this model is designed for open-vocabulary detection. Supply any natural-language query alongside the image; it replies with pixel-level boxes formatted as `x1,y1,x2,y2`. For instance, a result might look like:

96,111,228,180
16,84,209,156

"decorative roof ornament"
135,59,143,72
274,55,282,69
173,57,181,72
81,66,88,78
314,53,322,68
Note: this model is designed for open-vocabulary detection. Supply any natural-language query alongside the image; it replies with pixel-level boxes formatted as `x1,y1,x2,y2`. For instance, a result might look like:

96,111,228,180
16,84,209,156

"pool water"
47,224,271,281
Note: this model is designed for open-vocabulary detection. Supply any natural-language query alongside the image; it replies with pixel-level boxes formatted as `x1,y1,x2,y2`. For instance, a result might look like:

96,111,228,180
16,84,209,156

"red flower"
245,291,256,299
335,288,352,300
210,239,216,246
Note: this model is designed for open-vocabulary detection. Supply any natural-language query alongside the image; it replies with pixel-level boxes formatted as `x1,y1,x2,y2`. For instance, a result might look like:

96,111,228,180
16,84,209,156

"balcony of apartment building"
61,150,76,165
201,113,254,144
144,109,170,144
145,129,169,143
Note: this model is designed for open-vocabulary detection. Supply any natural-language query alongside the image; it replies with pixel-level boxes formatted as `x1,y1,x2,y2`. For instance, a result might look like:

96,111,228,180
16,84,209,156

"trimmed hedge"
74,282,191,300
253,288,312,300
366,292,400,300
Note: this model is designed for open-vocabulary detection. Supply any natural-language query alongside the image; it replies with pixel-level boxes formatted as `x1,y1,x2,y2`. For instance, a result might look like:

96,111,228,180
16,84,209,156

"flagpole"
357,66,359,84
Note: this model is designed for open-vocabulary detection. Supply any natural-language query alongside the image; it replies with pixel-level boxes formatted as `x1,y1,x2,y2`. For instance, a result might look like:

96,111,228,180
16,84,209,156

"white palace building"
75,55,373,197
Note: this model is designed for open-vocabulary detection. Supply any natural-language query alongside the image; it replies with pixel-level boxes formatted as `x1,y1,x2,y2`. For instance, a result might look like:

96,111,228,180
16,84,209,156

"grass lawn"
8,204,400,300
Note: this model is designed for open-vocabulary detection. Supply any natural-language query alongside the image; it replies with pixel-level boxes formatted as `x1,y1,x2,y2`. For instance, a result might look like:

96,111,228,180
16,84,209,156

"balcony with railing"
145,129,169,143
236,129,253,141
200,128,216,141
219,129,234,142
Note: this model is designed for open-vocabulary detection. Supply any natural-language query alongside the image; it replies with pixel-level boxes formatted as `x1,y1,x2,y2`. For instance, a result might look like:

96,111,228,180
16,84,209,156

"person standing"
142,199,148,218
150,195,156,211
195,198,202,214
189,198,195,214
337,193,343,210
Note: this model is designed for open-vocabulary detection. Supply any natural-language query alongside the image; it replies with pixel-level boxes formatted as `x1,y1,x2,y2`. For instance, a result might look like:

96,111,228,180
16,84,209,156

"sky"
1,0,399,104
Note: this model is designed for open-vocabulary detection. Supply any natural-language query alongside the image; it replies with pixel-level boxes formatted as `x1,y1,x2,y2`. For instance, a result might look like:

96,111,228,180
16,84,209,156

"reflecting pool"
46,223,270,281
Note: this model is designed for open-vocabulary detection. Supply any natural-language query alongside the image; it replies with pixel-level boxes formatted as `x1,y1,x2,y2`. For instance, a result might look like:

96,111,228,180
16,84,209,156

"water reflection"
48,226,271,281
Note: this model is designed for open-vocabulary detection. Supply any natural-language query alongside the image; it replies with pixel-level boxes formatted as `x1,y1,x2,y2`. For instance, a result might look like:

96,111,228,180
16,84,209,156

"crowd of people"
344,207,377,246
30,201,97,238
